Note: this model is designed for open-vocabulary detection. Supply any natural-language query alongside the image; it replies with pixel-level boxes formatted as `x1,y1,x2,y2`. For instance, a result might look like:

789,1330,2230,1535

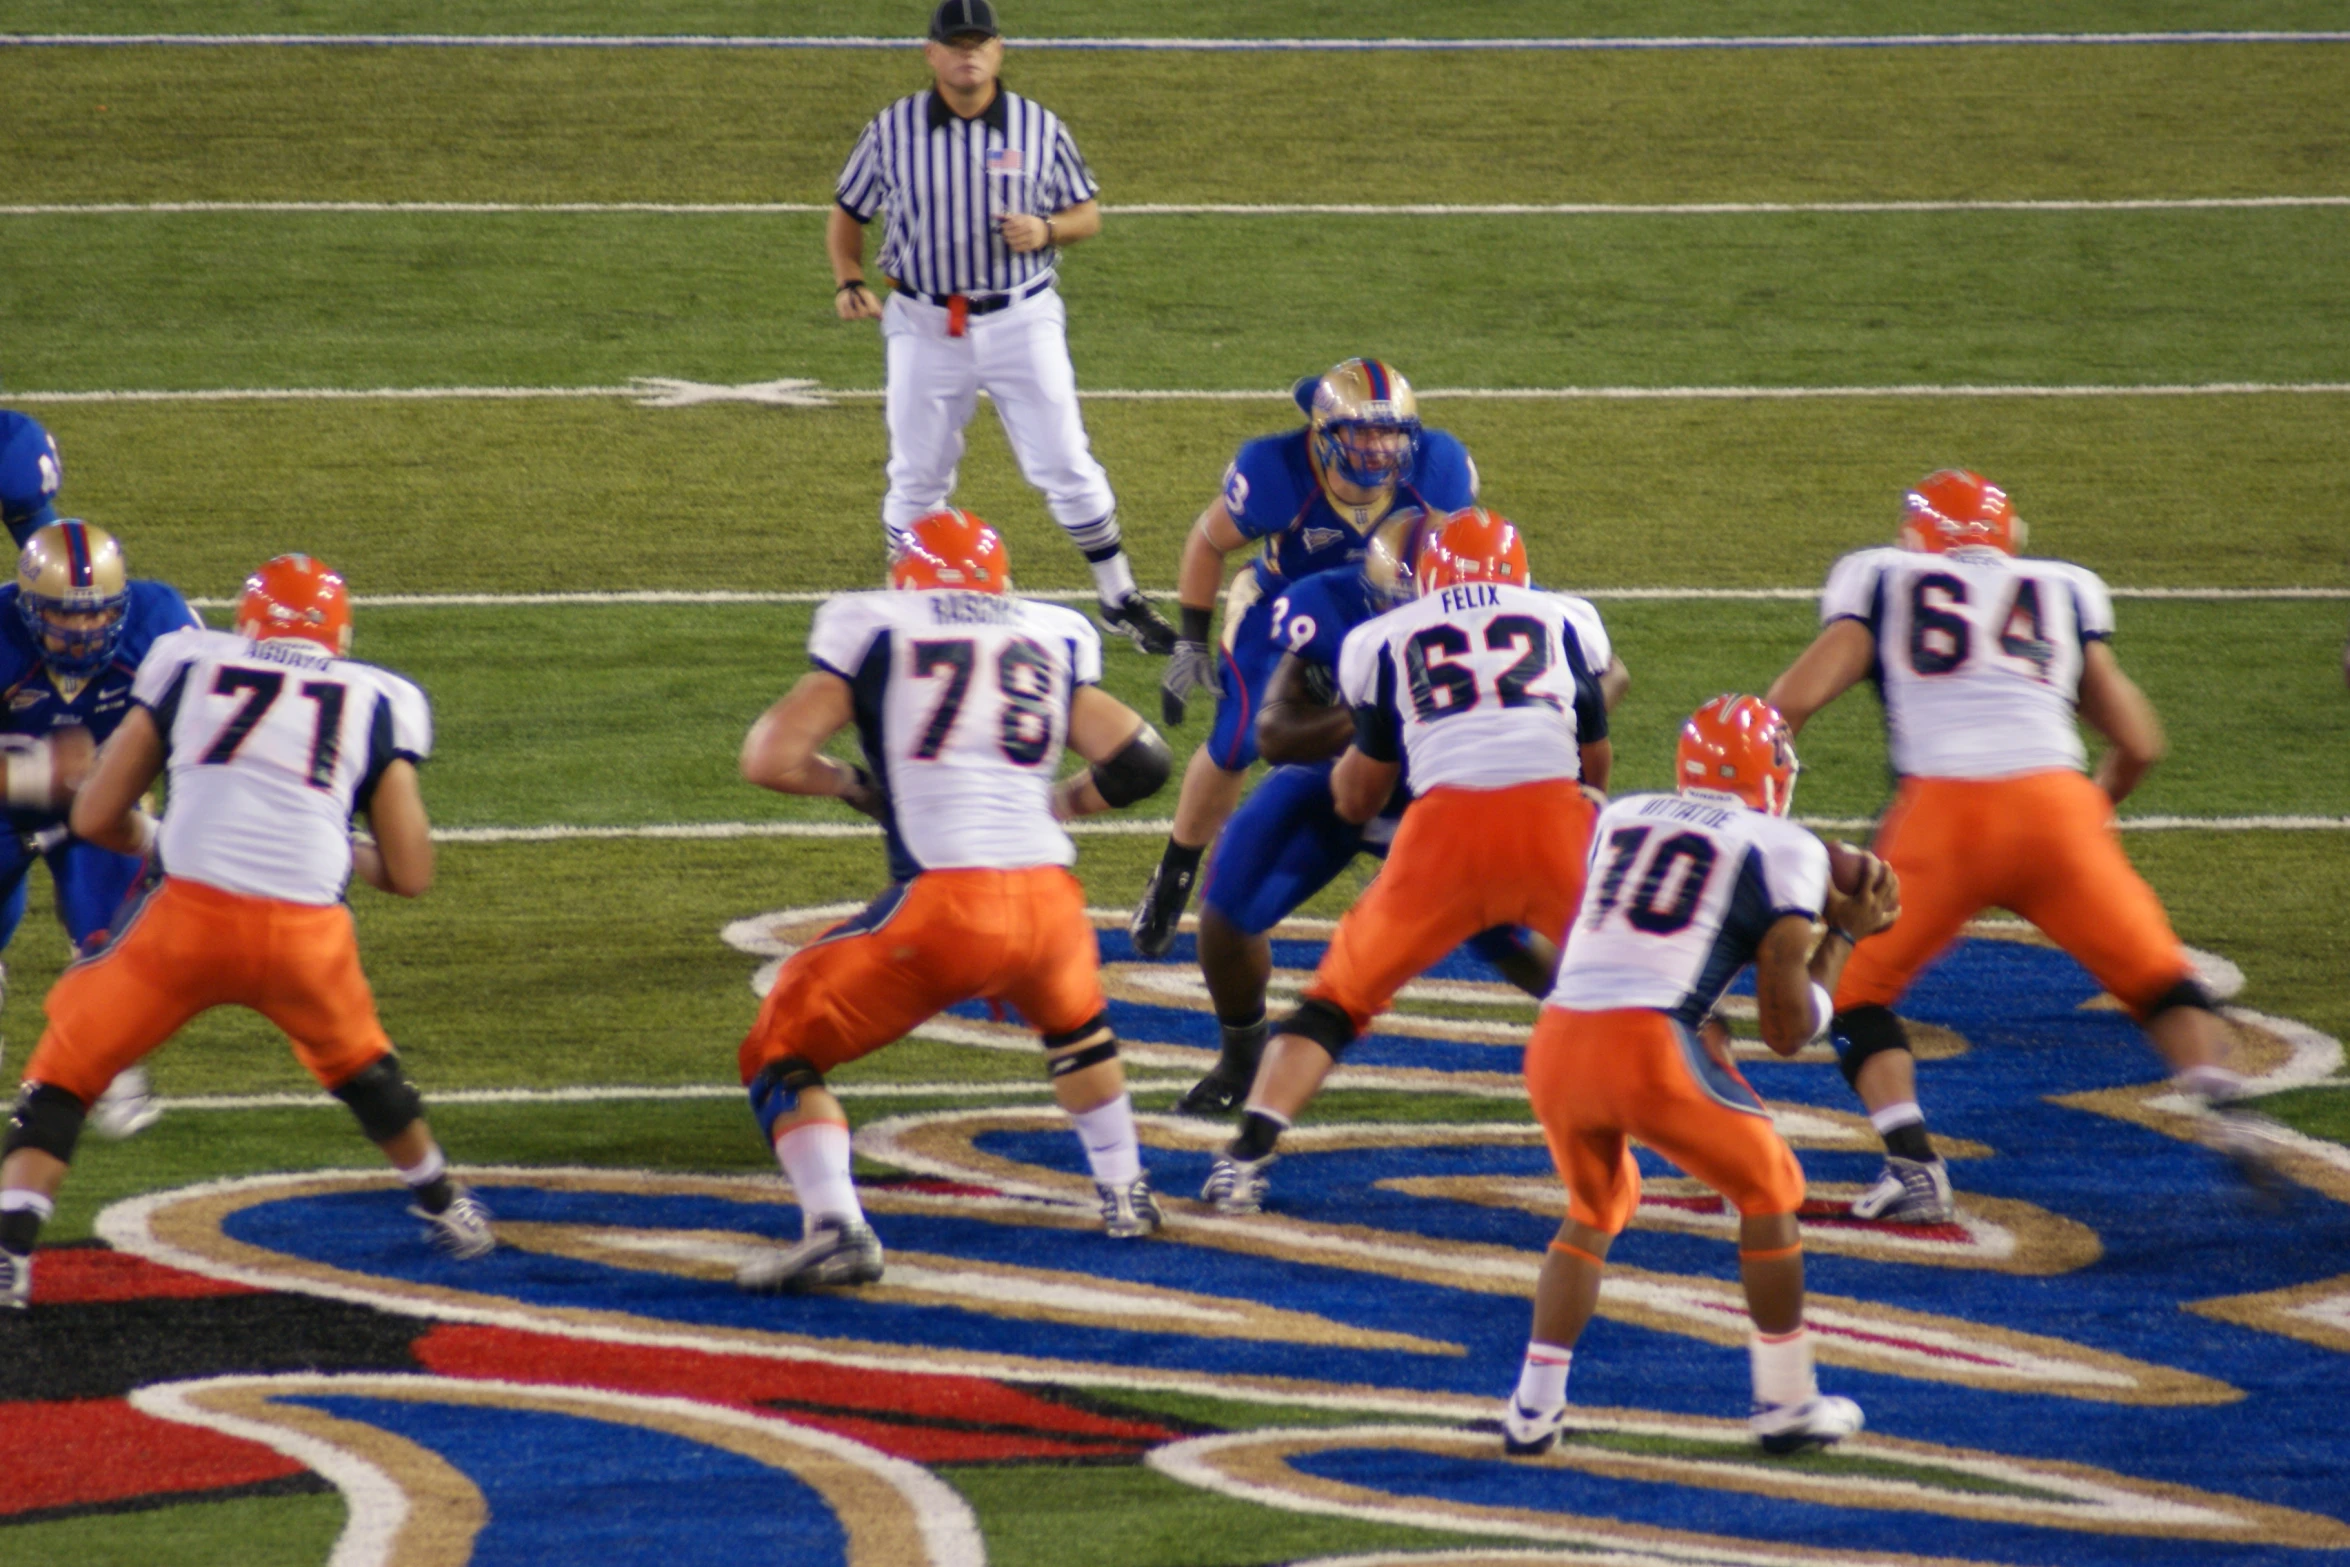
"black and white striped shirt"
836,87,1100,298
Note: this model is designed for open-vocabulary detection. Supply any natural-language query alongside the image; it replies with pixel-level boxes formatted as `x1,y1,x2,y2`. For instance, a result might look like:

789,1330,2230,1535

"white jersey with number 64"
133,627,434,906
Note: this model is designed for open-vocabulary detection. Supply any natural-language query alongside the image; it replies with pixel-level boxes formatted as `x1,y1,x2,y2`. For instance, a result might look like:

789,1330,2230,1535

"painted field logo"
64,909,2350,1565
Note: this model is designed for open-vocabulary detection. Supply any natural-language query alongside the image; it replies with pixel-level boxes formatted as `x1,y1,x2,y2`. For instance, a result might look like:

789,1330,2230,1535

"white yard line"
12,32,2350,50
417,815,2350,843
9,197,2348,217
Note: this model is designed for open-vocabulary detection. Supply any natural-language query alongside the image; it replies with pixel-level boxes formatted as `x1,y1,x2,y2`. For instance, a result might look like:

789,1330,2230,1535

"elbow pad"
1092,724,1172,807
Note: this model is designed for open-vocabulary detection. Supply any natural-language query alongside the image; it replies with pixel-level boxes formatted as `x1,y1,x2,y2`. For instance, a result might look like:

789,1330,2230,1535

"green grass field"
3,13,2348,1565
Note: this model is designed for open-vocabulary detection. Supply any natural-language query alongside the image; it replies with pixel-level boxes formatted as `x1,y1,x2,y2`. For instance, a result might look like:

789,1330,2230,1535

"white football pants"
879,286,1118,551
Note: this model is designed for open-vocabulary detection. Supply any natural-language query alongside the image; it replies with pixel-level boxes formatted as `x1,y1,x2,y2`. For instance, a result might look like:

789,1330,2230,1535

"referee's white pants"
880,287,1117,546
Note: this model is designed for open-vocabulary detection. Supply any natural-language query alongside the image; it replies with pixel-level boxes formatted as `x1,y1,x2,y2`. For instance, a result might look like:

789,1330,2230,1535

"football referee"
830,0,1174,653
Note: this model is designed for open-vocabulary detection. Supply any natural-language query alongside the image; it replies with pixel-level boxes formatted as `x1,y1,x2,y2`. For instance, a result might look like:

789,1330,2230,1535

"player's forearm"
1258,702,1353,764
1178,522,1228,615
1330,750,1399,824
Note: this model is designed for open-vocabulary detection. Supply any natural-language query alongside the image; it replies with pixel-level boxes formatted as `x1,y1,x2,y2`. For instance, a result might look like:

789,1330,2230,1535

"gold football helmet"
17,520,130,677
1361,507,1433,607
1297,358,1422,490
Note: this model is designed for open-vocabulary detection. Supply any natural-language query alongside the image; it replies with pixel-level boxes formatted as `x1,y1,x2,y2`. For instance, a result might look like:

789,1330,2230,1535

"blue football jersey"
1262,565,1387,674
1219,427,1477,591
0,579,205,824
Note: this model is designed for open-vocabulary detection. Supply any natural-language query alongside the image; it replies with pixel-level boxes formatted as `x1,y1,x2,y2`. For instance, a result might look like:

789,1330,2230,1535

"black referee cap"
929,0,1001,42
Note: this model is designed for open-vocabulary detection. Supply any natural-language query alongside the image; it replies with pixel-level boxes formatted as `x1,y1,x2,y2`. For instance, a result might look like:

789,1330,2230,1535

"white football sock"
1513,1342,1573,1412
1070,1094,1142,1186
1869,1101,1925,1134
1090,552,1137,604
775,1121,864,1229
1750,1327,1819,1408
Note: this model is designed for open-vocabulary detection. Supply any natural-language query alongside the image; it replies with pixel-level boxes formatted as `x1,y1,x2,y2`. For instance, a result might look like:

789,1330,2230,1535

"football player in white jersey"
1766,470,2276,1221
1501,695,1901,1456
1,556,491,1311
733,509,1174,1293
1202,509,1618,1214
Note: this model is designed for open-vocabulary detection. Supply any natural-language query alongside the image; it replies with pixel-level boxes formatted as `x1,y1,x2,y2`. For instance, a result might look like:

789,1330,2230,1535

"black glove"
838,763,886,820
1160,638,1221,726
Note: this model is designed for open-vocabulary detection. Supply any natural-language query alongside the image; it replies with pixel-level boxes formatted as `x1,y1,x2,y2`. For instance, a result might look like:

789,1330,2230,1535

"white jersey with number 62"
133,627,434,906
1821,545,2113,779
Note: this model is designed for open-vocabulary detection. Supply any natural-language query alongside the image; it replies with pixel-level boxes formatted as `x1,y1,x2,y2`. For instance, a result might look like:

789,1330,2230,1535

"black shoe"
1129,859,1193,958
1100,593,1178,656
1173,1070,1248,1118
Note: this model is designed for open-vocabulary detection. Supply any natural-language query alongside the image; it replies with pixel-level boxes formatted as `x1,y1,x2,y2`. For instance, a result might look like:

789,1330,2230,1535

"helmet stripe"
61,521,93,588
1360,359,1389,403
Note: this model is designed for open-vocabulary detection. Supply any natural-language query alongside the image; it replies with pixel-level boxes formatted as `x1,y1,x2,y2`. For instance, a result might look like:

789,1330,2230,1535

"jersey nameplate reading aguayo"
1338,582,1611,792
1548,792,1831,1026
811,590,1102,876
1823,545,2113,779
135,627,433,906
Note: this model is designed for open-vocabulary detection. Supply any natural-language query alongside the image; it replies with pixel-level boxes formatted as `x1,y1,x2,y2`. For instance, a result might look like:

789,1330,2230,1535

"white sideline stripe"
174,585,2350,608
419,815,2350,844
14,32,2350,50
10,197,2349,217
18,381,2350,406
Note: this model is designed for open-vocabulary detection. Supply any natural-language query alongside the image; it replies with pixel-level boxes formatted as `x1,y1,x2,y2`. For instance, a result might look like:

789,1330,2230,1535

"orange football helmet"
1415,507,1529,595
237,554,352,654
1899,469,2026,555
1676,694,1799,816
890,509,1010,594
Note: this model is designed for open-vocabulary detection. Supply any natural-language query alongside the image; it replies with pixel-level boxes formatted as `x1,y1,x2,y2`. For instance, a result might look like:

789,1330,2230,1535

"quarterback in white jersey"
1204,510,1620,1216
1501,695,1901,1458
1768,469,2278,1223
732,511,1174,1295
1,555,490,1313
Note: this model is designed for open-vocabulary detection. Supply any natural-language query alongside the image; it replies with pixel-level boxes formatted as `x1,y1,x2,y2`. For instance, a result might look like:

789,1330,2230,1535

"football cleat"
1676,695,1800,817
238,553,353,655
1201,1153,1272,1215
891,508,1010,593
1299,358,1422,490
1416,506,1529,595
1173,1070,1249,1118
1751,1394,1865,1454
1,1249,28,1311
17,521,130,678
1500,1396,1568,1456
87,1067,163,1140
737,1215,885,1294
1096,1175,1164,1239
1099,592,1177,656
1899,469,2025,556
411,1190,496,1260
2204,1104,2295,1202
1848,1155,1955,1224
1128,859,1193,958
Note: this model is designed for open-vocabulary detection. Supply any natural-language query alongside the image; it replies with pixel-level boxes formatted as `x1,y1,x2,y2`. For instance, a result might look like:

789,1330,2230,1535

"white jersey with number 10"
1821,545,2114,779
133,626,434,907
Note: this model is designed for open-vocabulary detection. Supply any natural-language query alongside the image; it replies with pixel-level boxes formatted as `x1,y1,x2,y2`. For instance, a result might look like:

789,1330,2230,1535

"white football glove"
1161,639,1220,725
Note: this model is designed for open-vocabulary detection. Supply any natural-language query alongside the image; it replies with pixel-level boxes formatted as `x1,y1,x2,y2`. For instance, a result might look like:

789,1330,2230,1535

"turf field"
2,10,2348,1566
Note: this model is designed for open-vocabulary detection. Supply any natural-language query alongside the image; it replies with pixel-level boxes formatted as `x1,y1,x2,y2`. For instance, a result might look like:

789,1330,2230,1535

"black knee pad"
1828,1004,1912,1090
1275,998,1357,1060
2141,976,2218,1022
1047,1039,1120,1078
4,1083,88,1163
330,1057,424,1142
748,1056,827,1142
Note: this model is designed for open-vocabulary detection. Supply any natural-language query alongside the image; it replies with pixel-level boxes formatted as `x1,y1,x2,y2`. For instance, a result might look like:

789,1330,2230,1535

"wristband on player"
2,737,52,809
1044,217,1057,243
1806,982,1836,1043
1823,925,1859,947
1179,606,1213,644
837,279,870,294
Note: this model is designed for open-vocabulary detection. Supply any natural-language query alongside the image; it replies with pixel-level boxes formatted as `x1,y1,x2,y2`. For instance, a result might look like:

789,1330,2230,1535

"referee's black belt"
895,274,1055,314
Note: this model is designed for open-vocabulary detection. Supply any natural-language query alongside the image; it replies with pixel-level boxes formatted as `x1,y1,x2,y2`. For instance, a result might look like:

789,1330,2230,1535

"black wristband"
838,279,870,293
1824,926,1858,947
1180,607,1213,644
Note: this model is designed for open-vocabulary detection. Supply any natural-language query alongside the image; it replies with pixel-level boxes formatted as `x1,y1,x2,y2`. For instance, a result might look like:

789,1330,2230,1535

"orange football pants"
1833,769,2193,1021
1306,778,1594,1035
1526,1006,1807,1232
26,876,394,1105
739,866,1108,1081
